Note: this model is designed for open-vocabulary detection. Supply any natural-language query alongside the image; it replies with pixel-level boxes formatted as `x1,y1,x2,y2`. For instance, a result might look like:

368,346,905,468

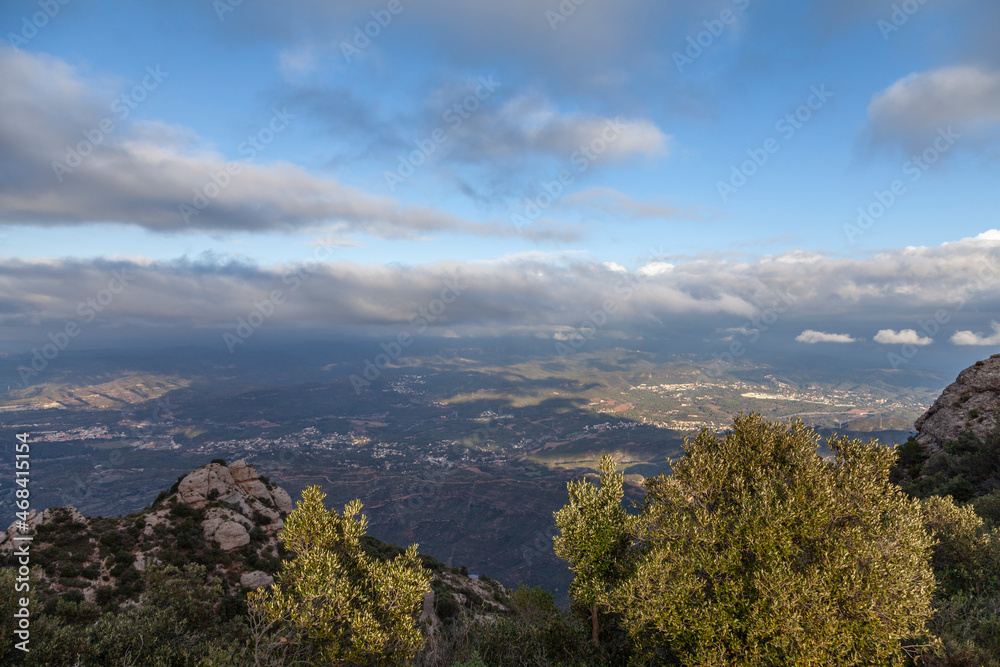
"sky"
1,0,1000,366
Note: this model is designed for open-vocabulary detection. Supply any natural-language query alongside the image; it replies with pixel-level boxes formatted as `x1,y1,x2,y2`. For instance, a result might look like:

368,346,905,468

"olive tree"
553,454,637,646
248,486,431,666
618,414,936,666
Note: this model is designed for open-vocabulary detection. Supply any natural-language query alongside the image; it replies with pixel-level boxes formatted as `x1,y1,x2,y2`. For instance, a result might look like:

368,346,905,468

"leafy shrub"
169,502,197,519
95,586,118,608
973,490,1000,526
607,415,935,666
434,589,461,621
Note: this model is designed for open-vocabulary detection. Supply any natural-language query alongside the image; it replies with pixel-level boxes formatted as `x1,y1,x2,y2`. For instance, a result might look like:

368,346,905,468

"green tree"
248,486,431,666
553,454,637,646
617,414,936,666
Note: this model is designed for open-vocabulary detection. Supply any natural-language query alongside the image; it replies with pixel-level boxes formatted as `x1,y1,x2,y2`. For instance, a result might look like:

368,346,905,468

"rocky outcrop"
915,354,1000,452
0,459,294,606
174,460,289,539
0,507,87,551
240,570,274,589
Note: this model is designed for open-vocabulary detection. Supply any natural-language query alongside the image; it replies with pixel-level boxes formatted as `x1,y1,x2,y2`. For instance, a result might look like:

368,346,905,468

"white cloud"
867,65,1000,150
638,262,674,277
795,330,857,344
0,49,563,242
449,93,670,164
951,322,1000,346
873,329,933,345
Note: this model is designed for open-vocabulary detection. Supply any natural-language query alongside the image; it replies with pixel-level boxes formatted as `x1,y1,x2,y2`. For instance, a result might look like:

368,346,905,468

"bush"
613,414,936,666
248,486,432,666
974,490,1000,526
918,496,1000,665
939,475,977,503
169,502,197,519
151,489,169,507
435,589,461,621
95,586,118,608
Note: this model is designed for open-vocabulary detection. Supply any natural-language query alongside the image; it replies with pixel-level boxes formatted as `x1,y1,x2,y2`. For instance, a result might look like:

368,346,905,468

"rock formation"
0,459,294,603
915,354,1000,452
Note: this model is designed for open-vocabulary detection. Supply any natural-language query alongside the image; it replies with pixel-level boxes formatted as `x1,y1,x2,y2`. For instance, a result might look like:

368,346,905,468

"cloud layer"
3,233,1000,351
0,50,566,241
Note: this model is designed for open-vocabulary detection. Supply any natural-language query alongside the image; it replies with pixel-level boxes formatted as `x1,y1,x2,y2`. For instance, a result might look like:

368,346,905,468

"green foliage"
973,489,1000,527
3,561,250,666
896,424,1000,502
426,585,601,667
617,414,935,666
553,454,637,645
915,495,1000,666
248,485,432,666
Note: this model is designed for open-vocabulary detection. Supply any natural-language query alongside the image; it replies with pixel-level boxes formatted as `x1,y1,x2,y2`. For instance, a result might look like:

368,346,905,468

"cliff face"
915,354,1000,452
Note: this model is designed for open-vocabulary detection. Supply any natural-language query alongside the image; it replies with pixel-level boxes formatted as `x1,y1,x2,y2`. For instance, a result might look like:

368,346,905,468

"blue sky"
2,0,1000,358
